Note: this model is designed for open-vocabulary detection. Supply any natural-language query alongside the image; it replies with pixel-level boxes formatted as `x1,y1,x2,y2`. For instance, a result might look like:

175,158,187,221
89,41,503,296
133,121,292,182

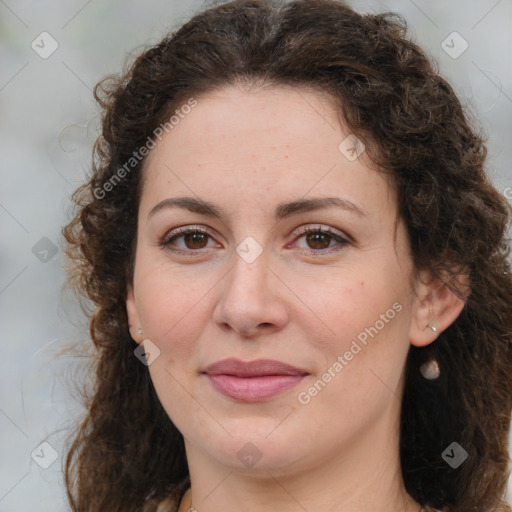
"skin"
126,83,464,512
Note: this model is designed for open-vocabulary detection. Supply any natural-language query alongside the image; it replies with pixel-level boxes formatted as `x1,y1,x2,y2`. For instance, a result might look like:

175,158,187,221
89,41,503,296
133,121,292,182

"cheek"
134,256,215,345
148,358,203,440
309,274,410,382
304,275,390,342
295,286,409,436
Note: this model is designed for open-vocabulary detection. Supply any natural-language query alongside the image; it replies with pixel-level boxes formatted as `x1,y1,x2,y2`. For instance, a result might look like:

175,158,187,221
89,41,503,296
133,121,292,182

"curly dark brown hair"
62,0,512,511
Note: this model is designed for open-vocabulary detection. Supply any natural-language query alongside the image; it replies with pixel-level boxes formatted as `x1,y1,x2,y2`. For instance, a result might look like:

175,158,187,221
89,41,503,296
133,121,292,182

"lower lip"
206,374,307,402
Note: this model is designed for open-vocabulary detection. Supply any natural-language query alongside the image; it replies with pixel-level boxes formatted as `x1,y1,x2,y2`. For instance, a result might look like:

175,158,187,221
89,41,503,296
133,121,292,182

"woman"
62,0,512,511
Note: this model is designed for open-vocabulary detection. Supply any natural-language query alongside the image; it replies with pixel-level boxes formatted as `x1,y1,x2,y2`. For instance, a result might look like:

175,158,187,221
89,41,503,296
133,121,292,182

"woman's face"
127,84,429,474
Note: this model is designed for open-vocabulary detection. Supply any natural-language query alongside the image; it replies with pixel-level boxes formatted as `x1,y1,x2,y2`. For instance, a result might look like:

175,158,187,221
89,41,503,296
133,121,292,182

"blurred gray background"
1,0,511,510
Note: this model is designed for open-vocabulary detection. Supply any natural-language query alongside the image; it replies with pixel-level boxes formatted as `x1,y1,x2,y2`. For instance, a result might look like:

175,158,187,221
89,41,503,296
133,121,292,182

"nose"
212,252,289,338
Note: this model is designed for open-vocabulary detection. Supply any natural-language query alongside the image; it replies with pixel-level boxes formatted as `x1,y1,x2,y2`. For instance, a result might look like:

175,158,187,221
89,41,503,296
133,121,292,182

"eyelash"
159,225,351,256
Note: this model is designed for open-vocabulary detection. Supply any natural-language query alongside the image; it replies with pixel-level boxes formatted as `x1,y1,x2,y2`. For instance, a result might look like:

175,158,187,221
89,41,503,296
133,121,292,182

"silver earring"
420,358,440,380
137,327,143,335
428,324,437,333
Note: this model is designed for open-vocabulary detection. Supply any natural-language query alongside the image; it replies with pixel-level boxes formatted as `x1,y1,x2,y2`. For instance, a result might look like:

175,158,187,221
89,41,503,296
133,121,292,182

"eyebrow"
147,196,367,221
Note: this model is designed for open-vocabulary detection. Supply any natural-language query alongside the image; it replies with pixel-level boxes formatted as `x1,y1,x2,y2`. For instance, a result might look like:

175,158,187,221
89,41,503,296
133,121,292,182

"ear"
126,285,143,344
409,268,469,347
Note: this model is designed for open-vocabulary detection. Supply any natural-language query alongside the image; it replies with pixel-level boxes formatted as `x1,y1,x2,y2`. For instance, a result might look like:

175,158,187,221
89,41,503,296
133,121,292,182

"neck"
180,402,421,512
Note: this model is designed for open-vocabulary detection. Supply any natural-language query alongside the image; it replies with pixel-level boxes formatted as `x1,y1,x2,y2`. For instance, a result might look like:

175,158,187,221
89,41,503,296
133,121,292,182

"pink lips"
203,358,309,402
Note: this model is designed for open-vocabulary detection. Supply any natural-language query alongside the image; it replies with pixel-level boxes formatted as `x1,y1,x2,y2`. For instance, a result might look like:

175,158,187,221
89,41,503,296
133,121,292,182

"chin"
198,423,310,472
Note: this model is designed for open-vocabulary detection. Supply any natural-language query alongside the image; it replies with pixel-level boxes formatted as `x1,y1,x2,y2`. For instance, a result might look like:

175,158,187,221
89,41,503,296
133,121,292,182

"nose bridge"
226,248,271,308
213,246,288,336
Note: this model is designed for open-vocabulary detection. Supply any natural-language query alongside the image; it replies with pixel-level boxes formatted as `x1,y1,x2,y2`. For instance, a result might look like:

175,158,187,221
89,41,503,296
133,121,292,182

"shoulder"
155,497,174,512
156,481,191,512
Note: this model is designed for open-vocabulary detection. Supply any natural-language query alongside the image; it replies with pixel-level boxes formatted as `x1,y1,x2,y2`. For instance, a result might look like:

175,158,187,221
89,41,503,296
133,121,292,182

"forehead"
140,84,395,218
151,84,343,161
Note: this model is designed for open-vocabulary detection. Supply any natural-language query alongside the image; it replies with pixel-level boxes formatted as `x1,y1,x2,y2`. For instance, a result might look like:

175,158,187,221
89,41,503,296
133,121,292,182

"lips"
204,358,308,377
203,358,309,402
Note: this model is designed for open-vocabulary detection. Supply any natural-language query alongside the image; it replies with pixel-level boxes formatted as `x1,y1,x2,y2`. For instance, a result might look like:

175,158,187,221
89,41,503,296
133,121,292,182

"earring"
420,358,440,380
137,327,143,335
428,324,437,333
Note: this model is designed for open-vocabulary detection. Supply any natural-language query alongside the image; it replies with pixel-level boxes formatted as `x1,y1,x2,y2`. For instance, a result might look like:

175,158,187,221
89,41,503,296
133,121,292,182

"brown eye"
160,227,218,254
305,232,332,250
183,232,209,249
293,225,350,255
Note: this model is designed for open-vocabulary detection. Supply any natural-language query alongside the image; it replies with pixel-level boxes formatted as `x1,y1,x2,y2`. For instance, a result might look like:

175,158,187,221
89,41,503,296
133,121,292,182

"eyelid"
159,223,352,255
287,224,352,254
158,224,214,245
292,223,350,240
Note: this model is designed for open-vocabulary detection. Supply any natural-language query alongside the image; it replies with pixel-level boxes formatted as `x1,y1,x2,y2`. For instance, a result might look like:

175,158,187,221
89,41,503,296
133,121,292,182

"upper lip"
203,358,309,377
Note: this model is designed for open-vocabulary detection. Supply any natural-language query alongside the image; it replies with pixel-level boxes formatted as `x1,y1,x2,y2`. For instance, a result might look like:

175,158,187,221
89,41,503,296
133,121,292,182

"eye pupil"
306,232,331,249
185,232,208,249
